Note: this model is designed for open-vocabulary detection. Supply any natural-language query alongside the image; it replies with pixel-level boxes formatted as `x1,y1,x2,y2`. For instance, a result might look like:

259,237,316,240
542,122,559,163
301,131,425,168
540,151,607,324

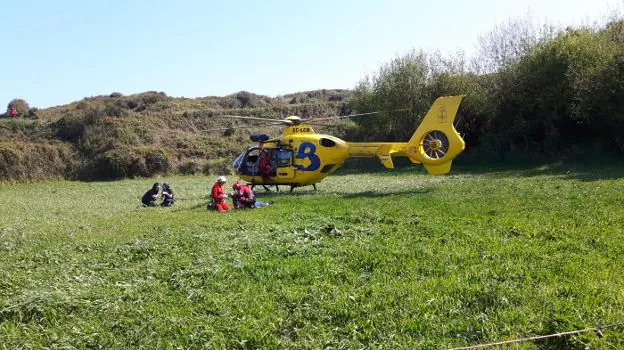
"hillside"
0,89,353,181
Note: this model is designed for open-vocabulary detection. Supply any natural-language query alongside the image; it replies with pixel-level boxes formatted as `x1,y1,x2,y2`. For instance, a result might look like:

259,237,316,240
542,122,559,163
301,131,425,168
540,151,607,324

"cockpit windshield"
231,151,247,169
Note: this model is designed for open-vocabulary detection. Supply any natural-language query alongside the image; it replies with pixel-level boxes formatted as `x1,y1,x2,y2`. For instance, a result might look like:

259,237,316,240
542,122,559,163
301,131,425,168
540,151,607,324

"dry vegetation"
0,90,352,181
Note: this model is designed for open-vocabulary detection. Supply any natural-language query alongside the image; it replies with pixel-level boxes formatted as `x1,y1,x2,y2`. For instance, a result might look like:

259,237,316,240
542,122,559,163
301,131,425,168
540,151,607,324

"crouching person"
161,183,175,207
232,181,256,209
209,176,231,212
141,183,161,207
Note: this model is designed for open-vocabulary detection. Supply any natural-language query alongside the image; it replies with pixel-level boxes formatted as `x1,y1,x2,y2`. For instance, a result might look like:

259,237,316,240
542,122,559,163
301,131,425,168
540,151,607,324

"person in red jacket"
258,150,273,182
209,176,230,212
7,107,17,118
232,181,256,209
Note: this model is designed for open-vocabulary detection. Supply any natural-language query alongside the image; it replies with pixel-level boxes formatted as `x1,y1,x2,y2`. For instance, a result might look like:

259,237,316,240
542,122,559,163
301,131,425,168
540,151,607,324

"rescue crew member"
161,183,175,207
210,176,230,212
232,181,256,208
7,106,17,118
141,183,161,207
258,150,273,182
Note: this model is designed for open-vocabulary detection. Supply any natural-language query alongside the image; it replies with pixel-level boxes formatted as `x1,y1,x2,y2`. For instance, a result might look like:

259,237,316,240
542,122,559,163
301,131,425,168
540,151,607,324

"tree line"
348,16,624,162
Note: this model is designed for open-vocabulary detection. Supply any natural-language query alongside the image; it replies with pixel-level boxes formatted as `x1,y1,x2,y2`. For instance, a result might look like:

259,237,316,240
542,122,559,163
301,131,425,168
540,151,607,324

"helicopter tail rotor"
405,96,465,175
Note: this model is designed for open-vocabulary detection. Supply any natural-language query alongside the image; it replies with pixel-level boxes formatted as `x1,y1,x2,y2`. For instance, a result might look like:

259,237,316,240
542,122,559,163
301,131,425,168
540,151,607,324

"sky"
1,0,622,108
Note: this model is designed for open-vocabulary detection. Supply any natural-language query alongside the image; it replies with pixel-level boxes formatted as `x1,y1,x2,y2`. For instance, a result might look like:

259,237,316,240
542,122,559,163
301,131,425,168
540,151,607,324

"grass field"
1,164,623,349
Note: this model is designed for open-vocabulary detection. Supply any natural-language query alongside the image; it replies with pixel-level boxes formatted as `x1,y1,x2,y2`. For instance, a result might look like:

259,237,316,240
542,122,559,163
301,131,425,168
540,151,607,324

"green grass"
1,164,623,349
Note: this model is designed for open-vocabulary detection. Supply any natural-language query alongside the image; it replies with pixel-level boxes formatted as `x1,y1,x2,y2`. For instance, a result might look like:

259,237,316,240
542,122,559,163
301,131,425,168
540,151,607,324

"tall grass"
1,165,623,348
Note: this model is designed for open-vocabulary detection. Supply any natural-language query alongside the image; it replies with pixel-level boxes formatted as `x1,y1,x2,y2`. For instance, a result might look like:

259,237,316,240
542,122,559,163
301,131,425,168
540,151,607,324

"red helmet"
232,182,241,190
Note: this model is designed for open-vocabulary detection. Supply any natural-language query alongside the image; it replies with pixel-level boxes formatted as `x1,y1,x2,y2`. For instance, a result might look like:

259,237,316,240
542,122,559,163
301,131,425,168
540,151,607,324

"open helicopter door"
232,147,264,177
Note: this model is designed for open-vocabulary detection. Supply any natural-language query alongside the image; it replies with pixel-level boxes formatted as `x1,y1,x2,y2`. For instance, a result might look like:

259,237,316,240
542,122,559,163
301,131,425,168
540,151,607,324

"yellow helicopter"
216,95,465,192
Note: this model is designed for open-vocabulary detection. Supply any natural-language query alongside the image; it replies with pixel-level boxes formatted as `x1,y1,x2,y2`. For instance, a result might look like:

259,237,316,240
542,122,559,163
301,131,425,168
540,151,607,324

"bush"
0,142,77,181
178,161,201,175
27,107,39,119
350,50,471,141
86,147,172,180
7,98,30,118
103,103,127,117
53,117,87,143
223,124,236,137
142,148,171,176
202,159,231,175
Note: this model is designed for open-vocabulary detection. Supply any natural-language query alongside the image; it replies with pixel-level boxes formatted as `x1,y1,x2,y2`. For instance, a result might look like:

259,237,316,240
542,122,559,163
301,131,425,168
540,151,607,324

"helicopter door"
235,148,262,176
274,149,294,179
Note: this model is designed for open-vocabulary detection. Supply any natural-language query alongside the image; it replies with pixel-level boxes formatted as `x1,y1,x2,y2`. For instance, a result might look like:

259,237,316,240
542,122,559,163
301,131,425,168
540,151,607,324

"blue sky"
2,0,621,108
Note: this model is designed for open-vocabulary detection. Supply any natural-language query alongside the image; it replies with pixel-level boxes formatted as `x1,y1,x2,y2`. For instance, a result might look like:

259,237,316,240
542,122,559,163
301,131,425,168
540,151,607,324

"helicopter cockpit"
232,146,294,177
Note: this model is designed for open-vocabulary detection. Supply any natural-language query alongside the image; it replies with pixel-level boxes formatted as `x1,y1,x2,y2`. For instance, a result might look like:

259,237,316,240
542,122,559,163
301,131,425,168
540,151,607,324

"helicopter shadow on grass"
332,187,432,199
331,158,428,177
254,186,433,199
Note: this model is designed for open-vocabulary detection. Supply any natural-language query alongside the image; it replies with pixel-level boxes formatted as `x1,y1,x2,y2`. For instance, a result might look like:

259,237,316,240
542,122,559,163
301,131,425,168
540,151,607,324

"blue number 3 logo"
295,142,321,171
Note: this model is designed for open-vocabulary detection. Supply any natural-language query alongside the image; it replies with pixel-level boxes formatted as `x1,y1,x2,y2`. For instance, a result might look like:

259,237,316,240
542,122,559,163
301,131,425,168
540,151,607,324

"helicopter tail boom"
346,96,465,174
346,142,409,169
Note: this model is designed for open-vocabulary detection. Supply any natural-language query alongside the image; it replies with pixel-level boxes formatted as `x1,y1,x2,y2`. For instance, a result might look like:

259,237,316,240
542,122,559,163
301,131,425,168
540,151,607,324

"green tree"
349,50,489,145
350,50,433,141
7,98,30,117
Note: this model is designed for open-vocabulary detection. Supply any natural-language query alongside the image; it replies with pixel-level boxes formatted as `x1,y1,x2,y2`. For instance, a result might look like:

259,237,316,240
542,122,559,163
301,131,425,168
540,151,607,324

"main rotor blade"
214,115,291,124
204,122,285,132
306,108,411,122
306,122,343,127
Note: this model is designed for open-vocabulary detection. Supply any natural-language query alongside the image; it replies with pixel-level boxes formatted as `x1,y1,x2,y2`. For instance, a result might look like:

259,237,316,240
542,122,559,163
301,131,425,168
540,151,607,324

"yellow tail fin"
405,96,465,175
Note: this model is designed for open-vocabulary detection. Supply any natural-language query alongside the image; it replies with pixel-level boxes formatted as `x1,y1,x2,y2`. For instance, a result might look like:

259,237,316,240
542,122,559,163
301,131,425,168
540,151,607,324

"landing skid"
289,184,317,193
251,184,318,193
251,184,280,192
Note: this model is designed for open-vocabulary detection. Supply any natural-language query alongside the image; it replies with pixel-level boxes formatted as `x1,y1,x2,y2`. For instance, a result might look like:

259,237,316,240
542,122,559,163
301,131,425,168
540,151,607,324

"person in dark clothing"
141,183,161,207
161,183,174,207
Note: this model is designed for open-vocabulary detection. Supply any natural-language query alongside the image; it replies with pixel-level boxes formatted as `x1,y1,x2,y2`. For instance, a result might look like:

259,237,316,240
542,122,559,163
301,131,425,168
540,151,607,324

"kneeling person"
210,176,231,212
232,182,256,209
161,183,175,207
141,183,161,207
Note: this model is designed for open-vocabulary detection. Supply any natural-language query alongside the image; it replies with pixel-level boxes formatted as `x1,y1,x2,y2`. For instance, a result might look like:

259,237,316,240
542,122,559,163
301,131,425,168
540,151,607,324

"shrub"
141,148,171,176
27,107,39,119
53,117,87,142
178,161,201,175
223,124,236,137
202,159,231,175
85,147,172,180
0,142,77,181
103,103,127,117
7,98,30,117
